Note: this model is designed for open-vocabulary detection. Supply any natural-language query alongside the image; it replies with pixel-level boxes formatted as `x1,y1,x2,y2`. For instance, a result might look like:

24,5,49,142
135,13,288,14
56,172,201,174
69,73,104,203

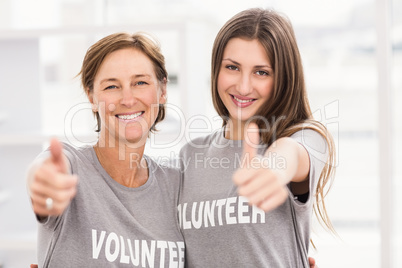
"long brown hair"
79,32,167,132
211,8,336,234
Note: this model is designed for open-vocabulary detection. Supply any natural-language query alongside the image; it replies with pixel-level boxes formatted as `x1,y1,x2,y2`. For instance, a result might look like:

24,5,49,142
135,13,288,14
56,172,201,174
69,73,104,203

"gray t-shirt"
178,128,327,268
36,143,185,268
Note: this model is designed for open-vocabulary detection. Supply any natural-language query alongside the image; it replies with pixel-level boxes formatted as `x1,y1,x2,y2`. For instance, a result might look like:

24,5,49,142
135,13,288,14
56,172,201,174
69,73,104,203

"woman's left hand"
232,123,289,212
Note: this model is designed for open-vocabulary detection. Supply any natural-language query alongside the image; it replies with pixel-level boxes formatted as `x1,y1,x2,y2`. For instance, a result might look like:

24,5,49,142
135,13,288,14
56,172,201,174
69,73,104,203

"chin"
228,115,254,124
124,129,149,143
118,136,145,148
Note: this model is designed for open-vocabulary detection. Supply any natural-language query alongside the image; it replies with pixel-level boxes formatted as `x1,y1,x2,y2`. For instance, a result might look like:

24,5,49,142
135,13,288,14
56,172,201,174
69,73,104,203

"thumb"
242,123,260,163
50,138,67,173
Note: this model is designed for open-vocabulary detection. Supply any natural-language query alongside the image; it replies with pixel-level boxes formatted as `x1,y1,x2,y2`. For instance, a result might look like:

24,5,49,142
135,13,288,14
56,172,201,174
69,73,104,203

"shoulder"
290,127,329,164
144,154,182,194
33,141,85,167
145,154,181,178
180,130,221,155
60,142,93,162
61,142,92,154
291,128,326,147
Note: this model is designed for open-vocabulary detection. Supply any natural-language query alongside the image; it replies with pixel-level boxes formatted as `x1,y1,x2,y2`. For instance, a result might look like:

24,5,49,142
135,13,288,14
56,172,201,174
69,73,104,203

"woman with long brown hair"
178,8,336,267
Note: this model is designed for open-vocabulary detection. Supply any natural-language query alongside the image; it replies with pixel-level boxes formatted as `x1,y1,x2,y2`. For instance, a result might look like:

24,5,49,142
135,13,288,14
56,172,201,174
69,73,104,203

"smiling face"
217,38,274,126
89,47,166,145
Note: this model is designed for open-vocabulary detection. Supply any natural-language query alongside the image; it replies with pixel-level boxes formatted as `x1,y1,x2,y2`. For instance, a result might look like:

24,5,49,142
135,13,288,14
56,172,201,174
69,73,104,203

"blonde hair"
211,8,336,234
79,32,167,132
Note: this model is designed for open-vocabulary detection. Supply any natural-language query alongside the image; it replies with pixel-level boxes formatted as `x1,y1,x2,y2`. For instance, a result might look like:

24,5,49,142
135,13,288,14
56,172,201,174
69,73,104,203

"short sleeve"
290,129,328,204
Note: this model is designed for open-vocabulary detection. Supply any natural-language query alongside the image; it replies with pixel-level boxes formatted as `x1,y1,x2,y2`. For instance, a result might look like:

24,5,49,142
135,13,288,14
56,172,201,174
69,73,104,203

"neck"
94,137,148,188
224,119,245,140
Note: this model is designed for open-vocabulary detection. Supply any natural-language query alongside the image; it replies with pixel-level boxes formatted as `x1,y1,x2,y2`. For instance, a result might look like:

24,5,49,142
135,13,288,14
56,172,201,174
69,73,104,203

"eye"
135,81,148,86
226,65,239,71
104,85,118,90
256,70,270,76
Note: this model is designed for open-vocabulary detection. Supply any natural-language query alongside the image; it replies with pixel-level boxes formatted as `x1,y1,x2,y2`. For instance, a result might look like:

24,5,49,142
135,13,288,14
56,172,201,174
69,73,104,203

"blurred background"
0,0,401,267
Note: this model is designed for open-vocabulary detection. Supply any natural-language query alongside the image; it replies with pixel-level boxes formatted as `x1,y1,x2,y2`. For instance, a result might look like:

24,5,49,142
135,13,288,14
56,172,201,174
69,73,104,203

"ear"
91,103,98,113
86,88,97,112
160,93,167,105
159,79,167,105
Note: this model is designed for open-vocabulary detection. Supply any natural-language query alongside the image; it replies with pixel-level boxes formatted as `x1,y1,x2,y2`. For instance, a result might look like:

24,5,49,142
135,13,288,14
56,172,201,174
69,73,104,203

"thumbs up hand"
49,138,69,174
232,123,289,212
28,138,78,217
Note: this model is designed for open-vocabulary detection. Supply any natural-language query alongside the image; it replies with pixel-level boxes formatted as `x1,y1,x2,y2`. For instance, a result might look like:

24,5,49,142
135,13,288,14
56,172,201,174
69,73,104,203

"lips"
230,94,256,108
115,111,144,121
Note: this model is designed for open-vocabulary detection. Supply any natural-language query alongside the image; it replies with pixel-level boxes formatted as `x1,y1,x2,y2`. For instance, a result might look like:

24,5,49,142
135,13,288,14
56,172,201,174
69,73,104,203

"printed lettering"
157,241,168,268
191,201,204,229
168,241,178,268
178,196,267,229
92,229,106,259
177,204,182,228
203,200,216,227
120,236,130,264
238,196,250,224
252,205,265,223
182,203,192,229
216,199,226,225
127,239,140,266
105,232,119,262
141,240,155,268
91,230,185,267
177,242,185,268
225,197,237,224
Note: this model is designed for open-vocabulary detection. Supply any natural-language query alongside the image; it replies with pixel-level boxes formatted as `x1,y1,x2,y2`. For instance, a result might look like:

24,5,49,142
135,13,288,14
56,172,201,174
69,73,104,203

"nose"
236,73,253,96
120,87,136,107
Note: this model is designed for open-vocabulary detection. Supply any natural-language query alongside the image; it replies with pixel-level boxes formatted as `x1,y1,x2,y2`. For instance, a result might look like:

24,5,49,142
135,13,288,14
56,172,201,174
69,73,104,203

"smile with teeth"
231,95,256,103
116,112,143,120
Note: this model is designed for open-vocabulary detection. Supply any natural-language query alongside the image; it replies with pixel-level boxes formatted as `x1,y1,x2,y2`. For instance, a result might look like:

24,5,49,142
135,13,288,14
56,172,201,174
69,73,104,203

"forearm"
265,137,310,184
233,124,312,211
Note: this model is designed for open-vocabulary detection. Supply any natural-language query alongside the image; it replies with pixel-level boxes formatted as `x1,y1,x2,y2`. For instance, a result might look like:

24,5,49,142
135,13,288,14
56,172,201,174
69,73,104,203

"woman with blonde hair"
178,8,336,267
27,32,185,267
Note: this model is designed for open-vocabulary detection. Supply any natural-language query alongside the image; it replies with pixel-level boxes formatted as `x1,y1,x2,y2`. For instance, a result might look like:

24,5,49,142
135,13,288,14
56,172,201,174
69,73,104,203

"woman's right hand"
28,138,78,217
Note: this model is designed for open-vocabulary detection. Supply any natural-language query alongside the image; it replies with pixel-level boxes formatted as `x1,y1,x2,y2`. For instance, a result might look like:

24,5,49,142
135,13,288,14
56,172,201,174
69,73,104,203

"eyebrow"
99,78,118,84
222,58,272,69
99,74,152,84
